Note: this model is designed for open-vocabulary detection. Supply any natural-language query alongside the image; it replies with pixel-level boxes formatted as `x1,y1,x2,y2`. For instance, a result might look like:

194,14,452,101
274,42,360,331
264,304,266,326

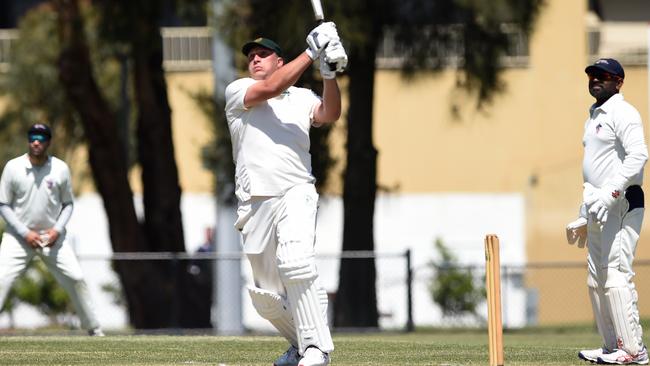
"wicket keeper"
567,58,648,365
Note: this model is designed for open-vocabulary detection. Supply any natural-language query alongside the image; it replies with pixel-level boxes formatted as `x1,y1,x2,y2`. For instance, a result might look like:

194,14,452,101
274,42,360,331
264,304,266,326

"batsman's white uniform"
225,77,334,355
0,154,100,331
582,93,647,355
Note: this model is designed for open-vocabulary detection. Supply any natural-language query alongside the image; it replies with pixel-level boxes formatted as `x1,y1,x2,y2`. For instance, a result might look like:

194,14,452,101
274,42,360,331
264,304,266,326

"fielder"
224,22,346,366
0,123,103,336
566,59,648,364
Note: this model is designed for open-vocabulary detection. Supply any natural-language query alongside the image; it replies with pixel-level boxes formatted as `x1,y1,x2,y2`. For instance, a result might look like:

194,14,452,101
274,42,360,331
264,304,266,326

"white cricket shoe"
298,347,330,366
580,347,612,363
88,327,105,337
597,346,648,365
274,346,300,366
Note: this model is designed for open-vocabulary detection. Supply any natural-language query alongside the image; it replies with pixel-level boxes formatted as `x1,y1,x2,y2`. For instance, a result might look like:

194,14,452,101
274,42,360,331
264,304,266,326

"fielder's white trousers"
0,232,100,330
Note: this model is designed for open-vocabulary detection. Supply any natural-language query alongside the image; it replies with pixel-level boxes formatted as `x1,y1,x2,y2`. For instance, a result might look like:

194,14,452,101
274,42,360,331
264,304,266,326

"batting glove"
319,53,336,79
566,217,588,248
587,183,623,224
306,22,339,60
323,39,348,72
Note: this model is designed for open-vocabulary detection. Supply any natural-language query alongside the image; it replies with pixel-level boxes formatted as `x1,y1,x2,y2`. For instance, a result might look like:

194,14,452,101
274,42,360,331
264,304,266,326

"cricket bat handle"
310,0,337,72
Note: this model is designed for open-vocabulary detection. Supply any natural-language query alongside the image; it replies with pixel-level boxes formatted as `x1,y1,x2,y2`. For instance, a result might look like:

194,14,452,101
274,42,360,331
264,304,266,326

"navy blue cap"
27,123,52,140
242,38,283,58
585,58,625,79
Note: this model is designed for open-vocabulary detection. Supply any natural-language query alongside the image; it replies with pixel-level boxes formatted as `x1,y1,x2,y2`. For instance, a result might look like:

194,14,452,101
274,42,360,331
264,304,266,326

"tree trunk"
130,18,210,328
334,15,380,327
55,0,210,328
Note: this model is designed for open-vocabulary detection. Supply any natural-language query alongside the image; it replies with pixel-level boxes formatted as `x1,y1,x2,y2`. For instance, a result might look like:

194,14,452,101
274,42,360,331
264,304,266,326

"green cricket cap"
242,37,283,57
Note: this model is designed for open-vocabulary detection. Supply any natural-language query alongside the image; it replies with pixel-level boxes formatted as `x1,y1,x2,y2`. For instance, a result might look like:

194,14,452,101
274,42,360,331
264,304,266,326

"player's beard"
28,142,49,161
589,81,618,104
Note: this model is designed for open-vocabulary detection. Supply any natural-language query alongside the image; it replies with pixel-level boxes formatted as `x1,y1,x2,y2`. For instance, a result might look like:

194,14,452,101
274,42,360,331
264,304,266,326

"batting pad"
589,286,617,351
605,286,644,355
318,286,329,325
248,286,298,347
278,248,334,354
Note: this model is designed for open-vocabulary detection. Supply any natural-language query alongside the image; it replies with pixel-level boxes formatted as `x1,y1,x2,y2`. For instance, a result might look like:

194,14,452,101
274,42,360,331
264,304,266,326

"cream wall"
363,0,649,324
167,71,214,193
367,0,649,260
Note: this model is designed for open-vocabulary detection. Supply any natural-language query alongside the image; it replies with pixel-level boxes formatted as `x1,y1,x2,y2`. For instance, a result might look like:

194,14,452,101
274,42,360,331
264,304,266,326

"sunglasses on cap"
587,70,621,82
28,134,49,143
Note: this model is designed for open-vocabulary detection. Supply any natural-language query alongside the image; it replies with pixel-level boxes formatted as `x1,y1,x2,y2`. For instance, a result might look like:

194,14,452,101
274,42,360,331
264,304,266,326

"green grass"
0,327,633,365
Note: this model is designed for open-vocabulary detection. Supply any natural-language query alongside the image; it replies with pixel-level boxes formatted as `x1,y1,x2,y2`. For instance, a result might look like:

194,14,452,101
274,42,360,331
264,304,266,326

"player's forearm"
53,202,74,233
0,203,30,237
263,53,313,95
312,78,341,125
319,79,342,123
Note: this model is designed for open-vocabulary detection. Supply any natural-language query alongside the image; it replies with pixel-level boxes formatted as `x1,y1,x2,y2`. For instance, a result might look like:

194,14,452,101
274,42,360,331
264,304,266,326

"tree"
53,0,208,328
331,0,543,328
430,238,484,321
216,0,543,328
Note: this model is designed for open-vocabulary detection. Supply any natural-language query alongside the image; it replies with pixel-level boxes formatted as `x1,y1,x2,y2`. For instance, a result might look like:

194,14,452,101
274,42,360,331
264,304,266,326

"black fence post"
170,253,180,330
406,249,414,332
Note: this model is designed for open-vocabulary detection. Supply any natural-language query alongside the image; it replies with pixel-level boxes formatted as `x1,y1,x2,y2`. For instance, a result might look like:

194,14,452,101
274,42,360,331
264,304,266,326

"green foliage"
2,259,75,327
0,3,134,172
429,238,484,318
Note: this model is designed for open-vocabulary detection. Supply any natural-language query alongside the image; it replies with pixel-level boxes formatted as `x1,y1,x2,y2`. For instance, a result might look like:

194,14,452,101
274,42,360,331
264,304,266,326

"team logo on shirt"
596,123,602,133
611,190,620,199
46,179,54,189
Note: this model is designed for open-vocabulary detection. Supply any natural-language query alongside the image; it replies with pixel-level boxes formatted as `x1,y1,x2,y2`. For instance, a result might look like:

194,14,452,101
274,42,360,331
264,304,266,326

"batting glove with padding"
323,40,348,73
306,22,339,60
588,183,624,224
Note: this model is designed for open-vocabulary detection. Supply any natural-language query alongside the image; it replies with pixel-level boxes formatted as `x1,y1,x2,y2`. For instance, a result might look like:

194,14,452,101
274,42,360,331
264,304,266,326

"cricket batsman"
224,22,347,366
567,58,649,364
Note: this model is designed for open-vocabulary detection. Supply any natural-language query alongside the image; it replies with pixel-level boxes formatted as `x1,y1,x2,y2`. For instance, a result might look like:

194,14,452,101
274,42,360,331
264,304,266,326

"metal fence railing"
1,250,649,333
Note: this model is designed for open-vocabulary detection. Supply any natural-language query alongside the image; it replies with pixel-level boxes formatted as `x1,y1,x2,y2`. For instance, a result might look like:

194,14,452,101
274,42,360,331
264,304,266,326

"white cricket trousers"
237,183,334,353
587,202,643,289
0,232,100,330
587,195,644,353
237,183,320,294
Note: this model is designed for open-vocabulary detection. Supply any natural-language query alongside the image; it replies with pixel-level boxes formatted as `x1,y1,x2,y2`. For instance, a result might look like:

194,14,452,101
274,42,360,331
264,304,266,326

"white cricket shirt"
583,93,648,190
0,154,74,232
225,77,321,201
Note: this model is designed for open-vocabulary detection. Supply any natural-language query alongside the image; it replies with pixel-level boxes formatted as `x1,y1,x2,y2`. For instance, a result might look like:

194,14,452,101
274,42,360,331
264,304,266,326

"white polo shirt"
225,77,321,201
0,154,74,232
583,93,648,190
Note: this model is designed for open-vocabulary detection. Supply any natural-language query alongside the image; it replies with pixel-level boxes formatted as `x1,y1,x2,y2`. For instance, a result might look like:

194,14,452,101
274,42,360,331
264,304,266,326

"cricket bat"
310,0,325,22
309,0,338,71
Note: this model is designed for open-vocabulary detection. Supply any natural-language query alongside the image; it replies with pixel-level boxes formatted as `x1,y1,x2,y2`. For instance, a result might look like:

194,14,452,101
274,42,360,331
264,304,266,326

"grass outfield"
0,327,630,365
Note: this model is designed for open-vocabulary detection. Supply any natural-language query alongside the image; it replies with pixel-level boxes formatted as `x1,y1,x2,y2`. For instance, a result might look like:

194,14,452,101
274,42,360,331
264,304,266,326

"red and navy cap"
585,58,625,79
